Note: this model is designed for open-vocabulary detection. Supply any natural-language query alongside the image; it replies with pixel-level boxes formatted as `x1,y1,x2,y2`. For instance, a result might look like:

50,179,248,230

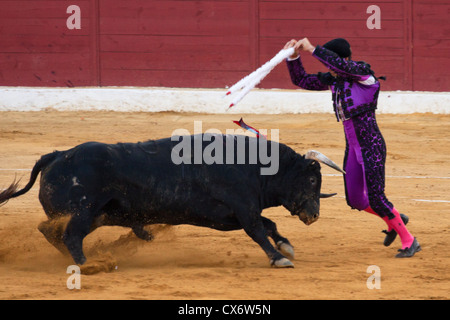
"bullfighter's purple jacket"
286,46,395,219
287,45,380,122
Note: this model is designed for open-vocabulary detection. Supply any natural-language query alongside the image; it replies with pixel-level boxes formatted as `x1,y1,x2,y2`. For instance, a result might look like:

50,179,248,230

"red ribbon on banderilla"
225,47,295,109
232,118,267,139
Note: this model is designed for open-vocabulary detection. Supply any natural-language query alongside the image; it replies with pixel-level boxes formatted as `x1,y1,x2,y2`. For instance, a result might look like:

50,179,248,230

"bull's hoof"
132,226,154,241
271,258,294,268
277,241,295,259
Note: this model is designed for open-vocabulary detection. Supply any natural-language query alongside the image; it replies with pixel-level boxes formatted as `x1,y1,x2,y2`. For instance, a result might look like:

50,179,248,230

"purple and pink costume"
286,46,395,219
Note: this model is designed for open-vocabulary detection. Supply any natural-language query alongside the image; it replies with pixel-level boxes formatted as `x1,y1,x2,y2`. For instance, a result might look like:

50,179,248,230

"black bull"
0,134,344,268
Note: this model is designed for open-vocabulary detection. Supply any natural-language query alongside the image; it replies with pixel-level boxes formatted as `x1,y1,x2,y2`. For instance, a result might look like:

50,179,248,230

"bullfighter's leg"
237,212,293,268
345,114,420,257
345,148,416,252
261,217,294,259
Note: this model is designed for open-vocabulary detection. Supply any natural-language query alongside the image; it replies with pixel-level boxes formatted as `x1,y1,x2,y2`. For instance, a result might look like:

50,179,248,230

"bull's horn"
320,193,337,198
305,150,346,174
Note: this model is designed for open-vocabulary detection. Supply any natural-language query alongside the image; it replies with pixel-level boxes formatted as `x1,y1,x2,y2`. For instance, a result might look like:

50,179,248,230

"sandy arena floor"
0,111,449,300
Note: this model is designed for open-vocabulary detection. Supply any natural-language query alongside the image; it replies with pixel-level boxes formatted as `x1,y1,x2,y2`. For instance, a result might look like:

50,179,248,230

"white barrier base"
1,87,449,114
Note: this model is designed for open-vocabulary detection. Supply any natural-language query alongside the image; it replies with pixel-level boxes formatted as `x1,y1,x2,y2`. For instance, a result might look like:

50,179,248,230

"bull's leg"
261,217,295,259
239,215,294,268
38,215,103,258
62,209,95,265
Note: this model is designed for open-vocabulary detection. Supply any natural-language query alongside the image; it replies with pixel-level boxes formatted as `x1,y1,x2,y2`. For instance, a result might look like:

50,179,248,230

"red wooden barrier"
0,0,448,91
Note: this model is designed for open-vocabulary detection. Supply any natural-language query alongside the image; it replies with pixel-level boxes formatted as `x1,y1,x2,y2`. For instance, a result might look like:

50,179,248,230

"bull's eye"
310,177,317,186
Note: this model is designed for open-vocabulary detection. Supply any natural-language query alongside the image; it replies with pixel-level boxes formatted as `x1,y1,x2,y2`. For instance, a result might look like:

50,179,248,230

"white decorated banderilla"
225,47,295,108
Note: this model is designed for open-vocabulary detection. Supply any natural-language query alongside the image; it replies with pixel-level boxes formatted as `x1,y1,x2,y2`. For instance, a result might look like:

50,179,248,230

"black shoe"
395,238,421,258
382,214,409,246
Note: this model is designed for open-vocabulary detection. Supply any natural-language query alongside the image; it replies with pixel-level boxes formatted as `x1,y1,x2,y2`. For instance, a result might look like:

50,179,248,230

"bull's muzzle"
283,198,320,225
297,199,320,225
299,211,319,225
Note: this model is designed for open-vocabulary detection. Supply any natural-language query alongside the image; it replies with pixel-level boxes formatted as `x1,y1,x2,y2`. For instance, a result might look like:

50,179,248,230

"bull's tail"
0,151,60,206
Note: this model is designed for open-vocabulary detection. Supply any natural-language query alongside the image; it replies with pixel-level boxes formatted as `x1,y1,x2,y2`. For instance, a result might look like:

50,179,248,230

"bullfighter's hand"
284,39,300,59
296,38,315,53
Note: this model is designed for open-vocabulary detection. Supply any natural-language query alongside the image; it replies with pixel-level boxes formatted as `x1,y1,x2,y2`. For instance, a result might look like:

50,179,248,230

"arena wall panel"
0,0,448,91
0,0,97,87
